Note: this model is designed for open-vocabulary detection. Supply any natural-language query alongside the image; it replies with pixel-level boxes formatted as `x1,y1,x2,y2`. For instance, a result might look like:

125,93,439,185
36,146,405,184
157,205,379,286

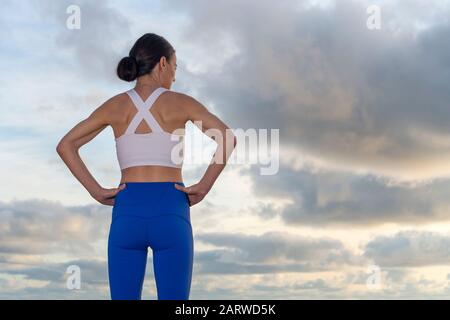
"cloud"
32,0,132,82
1,196,450,298
195,231,361,273
243,164,450,226
0,198,111,255
364,230,450,267
0,258,110,299
160,0,450,180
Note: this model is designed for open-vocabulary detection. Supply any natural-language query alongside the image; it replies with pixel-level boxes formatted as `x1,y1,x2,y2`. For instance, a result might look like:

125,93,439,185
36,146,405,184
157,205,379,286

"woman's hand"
174,183,209,207
91,183,126,206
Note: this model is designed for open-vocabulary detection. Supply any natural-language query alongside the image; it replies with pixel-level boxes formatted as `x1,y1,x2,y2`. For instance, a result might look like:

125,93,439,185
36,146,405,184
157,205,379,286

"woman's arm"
56,98,125,206
174,93,237,206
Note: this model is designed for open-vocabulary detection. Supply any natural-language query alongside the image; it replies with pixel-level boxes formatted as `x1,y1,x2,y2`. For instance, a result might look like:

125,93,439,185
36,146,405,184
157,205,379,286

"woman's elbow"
56,143,65,156
56,139,72,155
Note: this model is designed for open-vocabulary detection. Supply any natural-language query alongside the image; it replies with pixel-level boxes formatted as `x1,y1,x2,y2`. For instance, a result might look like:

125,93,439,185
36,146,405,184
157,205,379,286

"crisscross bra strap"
124,87,168,135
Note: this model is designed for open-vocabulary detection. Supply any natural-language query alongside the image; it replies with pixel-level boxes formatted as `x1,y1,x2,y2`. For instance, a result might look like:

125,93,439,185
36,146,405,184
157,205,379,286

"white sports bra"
115,87,184,170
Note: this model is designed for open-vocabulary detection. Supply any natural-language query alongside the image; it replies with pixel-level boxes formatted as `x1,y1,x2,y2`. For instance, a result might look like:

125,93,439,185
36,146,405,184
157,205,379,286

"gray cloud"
0,257,110,299
291,278,342,292
195,231,361,273
364,230,450,267
340,268,450,299
345,267,410,287
0,199,112,255
244,164,450,226
2,197,449,298
33,0,131,82
2,258,107,284
161,0,450,178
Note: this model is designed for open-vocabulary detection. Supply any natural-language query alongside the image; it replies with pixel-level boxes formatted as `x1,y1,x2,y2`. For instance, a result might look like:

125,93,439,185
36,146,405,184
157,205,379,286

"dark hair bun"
117,56,138,82
116,33,176,82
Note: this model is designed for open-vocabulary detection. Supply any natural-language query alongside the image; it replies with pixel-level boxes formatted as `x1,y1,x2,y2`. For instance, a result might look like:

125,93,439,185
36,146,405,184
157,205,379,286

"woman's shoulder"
107,90,130,106
108,88,182,105
96,90,133,116
89,91,131,126
172,91,210,119
103,88,200,115
168,90,204,110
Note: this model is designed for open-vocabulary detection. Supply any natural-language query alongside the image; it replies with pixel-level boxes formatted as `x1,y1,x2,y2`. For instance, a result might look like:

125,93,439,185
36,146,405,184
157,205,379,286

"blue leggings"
108,181,193,300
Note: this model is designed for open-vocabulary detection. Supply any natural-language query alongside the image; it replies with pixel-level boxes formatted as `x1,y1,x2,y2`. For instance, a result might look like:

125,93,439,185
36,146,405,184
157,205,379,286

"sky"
1,0,450,299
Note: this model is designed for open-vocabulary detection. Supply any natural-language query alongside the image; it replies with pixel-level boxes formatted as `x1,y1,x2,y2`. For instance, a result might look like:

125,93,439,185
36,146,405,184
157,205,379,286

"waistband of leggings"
119,181,184,187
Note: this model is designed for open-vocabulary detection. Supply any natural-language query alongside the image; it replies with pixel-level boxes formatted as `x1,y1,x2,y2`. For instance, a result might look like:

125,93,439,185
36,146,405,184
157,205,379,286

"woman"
56,33,237,300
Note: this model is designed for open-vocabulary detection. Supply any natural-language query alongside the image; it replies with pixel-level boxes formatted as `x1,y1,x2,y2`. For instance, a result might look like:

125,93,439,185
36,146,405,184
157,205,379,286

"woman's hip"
112,181,190,223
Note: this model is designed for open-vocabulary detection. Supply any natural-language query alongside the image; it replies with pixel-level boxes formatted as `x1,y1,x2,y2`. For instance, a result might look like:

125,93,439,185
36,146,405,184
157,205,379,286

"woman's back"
111,85,188,183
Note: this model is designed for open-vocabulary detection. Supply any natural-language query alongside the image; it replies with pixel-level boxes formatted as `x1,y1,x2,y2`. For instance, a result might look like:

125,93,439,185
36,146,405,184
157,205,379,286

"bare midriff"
119,166,183,184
